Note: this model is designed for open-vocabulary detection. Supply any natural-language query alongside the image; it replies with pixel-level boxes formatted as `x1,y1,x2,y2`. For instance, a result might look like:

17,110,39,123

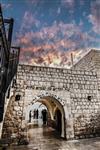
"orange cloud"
17,18,99,67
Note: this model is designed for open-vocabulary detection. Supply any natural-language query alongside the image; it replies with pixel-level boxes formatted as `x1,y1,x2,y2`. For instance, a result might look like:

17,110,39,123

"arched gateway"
26,94,66,138
1,51,100,140
2,90,74,140
23,91,74,139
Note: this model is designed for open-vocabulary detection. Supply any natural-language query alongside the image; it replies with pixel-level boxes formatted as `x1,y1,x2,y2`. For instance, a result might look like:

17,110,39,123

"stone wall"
3,64,99,138
2,50,100,139
2,94,23,138
73,50,96,71
73,50,100,70
73,49,100,89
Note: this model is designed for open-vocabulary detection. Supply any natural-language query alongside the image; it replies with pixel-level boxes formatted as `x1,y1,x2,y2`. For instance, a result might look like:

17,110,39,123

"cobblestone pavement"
7,126,100,150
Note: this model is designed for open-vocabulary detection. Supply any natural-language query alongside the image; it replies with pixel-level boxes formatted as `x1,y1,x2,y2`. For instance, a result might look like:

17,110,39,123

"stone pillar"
64,103,74,140
2,93,24,138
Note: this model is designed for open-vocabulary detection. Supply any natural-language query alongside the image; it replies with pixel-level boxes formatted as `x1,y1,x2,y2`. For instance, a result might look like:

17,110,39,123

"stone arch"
30,92,66,106
2,90,74,140
25,92,72,139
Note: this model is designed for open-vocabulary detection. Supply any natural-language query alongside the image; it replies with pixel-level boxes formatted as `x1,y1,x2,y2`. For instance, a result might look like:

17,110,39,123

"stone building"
1,49,100,140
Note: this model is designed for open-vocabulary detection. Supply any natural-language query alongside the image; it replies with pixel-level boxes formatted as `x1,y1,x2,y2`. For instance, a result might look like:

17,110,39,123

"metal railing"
0,4,20,122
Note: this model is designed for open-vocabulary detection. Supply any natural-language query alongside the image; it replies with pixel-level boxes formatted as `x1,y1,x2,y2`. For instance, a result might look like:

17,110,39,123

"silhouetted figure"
29,110,32,122
33,109,36,119
42,109,47,125
36,109,39,119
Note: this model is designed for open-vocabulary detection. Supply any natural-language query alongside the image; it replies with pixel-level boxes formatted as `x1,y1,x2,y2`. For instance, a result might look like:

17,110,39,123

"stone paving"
4,126,100,150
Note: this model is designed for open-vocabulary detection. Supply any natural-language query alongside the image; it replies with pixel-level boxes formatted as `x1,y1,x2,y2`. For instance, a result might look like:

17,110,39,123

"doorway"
55,109,62,135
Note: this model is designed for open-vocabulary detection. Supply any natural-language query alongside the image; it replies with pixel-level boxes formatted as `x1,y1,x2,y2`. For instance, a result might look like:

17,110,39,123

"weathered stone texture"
2,49,100,140
16,62,99,138
2,96,23,138
72,49,100,90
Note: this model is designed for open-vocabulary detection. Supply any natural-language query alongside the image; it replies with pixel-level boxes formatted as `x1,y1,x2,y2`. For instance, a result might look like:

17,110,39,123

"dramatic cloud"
18,21,80,44
88,0,100,34
20,11,40,33
17,20,99,67
2,0,100,67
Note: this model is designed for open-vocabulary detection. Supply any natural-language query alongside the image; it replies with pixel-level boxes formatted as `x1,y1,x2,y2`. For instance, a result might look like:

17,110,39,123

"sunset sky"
1,0,100,67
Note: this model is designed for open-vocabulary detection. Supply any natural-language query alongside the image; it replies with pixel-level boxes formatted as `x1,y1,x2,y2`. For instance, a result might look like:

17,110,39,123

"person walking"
29,110,32,123
36,109,39,119
42,109,47,125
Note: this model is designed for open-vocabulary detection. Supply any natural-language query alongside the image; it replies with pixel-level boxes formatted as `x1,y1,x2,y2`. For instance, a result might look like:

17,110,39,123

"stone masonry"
2,49,100,140
2,94,23,138
73,49,100,89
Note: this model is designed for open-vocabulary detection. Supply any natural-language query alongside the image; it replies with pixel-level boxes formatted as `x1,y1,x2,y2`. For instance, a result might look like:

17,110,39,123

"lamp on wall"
15,94,21,101
87,95,92,101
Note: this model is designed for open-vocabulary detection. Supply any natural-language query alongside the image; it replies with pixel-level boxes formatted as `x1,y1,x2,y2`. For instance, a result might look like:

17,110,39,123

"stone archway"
26,95,66,138
24,91,73,139
2,90,74,140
